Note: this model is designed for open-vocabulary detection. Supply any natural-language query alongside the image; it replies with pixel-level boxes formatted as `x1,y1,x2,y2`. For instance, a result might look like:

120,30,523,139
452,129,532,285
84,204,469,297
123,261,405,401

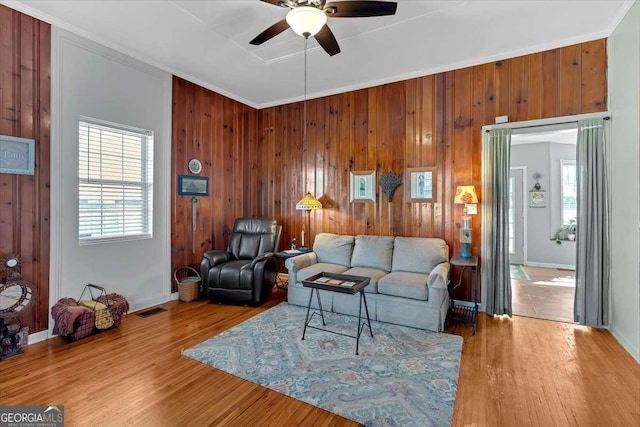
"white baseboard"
170,292,179,301
610,324,640,363
27,329,49,345
526,261,575,270
128,293,172,313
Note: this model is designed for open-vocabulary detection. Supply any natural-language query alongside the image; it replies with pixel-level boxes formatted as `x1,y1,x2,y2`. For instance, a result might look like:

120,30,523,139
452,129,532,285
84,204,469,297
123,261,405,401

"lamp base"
460,243,472,258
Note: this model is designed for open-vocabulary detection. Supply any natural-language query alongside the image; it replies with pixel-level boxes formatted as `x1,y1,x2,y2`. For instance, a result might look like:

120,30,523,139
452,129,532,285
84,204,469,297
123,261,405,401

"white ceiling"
5,0,634,108
512,128,578,146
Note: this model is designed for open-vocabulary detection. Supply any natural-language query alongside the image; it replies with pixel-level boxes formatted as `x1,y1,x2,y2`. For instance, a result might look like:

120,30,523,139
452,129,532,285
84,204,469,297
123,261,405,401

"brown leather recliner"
200,218,281,305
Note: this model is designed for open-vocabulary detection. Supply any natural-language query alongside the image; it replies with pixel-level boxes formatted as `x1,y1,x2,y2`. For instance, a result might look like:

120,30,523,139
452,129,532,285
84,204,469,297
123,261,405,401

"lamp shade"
454,186,479,204
286,6,327,38
296,192,322,211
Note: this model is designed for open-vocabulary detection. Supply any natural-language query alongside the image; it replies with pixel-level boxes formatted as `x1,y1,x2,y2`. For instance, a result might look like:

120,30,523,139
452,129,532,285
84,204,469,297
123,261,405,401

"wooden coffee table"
301,272,373,355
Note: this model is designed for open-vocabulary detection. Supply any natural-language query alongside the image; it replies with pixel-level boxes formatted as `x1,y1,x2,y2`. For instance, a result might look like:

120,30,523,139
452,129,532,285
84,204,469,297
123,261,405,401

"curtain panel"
574,118,610,327
481,128,513,316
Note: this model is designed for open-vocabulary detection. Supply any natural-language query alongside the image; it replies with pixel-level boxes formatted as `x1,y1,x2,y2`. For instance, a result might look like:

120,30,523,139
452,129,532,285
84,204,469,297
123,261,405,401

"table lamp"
454,185,479,258
295,192,322,252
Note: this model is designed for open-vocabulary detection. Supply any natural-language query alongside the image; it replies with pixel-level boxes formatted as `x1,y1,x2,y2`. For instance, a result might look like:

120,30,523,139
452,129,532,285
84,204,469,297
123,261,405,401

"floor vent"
136,307,167,318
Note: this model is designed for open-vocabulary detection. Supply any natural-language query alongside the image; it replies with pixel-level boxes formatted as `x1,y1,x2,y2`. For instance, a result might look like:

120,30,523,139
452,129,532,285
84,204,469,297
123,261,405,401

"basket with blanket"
51,284,129,341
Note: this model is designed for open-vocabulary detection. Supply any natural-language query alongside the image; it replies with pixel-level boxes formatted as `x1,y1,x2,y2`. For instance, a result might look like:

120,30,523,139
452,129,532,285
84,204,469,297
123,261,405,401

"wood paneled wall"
173,40,607,299
171,77,260,289
0,5,51,333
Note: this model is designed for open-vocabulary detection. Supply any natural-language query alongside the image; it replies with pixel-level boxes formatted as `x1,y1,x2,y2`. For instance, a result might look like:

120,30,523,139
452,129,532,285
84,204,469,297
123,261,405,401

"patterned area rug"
510,264,530,281
183,302,463,426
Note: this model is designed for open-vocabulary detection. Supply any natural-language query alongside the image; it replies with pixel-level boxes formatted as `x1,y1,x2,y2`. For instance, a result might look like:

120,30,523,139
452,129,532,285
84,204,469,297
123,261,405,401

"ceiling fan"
250,0,398,56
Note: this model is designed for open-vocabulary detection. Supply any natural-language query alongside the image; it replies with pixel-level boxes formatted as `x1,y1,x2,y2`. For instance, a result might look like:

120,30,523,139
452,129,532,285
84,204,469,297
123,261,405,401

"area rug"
510,264,530,281
183,302,463,426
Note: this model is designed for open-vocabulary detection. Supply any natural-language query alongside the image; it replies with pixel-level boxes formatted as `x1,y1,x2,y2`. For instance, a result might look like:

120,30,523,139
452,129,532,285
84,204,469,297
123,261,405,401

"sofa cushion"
296,263,349,283
350,235,394,272
378,271,429,301
342,267,388,293
313,233,354,267
391,237,448,274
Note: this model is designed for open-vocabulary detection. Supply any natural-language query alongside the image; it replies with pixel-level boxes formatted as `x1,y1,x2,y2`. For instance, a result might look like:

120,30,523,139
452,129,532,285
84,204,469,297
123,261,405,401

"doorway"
509,124,577,323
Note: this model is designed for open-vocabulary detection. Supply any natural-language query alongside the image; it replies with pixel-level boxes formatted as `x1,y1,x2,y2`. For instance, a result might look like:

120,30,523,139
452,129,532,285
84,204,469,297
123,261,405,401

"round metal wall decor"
188,158,202,175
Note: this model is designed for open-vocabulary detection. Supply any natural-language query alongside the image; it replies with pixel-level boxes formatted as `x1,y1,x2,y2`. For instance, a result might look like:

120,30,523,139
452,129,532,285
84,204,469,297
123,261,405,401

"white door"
509,168,525,264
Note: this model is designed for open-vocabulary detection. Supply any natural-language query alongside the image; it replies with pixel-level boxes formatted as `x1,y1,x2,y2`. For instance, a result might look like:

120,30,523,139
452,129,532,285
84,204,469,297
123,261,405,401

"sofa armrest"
428,262,450,289
285,252,318,286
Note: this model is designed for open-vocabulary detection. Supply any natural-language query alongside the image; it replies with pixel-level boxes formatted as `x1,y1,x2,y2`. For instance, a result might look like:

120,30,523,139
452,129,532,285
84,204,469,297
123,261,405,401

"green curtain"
482,128,513,316
574,118,609,326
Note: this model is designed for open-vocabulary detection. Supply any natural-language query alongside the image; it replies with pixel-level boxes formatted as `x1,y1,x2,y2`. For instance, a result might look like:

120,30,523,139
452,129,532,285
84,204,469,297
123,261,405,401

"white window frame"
560,159,577,227
78,117,153,245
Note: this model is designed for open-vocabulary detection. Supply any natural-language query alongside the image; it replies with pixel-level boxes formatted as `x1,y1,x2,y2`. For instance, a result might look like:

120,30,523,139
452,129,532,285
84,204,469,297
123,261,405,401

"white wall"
511,142,576,267
608,0,640,362
49,28,172,334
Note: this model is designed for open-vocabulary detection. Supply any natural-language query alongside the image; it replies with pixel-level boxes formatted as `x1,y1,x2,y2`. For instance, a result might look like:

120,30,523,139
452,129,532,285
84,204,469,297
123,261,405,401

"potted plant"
565,218,577,241
554,218,576,245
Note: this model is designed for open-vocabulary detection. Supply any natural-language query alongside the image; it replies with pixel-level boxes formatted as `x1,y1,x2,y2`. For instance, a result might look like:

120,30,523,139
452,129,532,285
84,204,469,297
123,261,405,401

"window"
561,159,576,226
508,176,515,254
78,118,153,244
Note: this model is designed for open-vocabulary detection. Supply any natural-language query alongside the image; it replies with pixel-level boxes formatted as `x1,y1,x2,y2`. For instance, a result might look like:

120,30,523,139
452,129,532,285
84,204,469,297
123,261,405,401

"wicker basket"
174,266,201,302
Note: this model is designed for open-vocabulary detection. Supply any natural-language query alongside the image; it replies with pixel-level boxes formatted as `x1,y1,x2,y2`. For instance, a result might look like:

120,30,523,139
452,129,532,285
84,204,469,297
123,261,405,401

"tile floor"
511,265,576,323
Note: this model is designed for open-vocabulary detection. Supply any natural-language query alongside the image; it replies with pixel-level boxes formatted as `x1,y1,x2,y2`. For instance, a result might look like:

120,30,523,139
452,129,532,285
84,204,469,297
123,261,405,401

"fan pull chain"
303,36,308,142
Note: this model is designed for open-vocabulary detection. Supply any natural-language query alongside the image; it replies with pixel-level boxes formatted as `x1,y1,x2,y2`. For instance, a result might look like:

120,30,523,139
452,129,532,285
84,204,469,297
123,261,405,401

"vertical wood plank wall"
171,78,259,287
172,40,607,299
0,5,51,333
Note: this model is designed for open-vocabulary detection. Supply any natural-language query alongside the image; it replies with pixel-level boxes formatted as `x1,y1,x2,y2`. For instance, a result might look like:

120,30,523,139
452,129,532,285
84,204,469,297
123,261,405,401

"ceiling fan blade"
326,1,397,17
250,19,290,46
260,0,288,7
315,24,341,56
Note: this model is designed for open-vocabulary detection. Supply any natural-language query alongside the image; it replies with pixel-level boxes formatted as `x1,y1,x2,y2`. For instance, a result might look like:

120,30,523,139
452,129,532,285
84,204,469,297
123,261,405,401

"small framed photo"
178,175,209,196
0,135,35,175
406,167,437,202
349,170,376,203
529,190,546,208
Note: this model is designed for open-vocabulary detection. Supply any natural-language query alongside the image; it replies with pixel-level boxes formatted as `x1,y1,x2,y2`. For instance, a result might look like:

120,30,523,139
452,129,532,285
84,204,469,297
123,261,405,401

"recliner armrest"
428,262,450,289
202,250,231,268
246,252,274,270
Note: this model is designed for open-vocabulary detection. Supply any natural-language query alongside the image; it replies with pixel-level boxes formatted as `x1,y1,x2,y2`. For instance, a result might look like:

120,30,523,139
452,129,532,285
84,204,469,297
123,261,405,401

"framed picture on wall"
349,170,376,202
178,175,209,196
0,135,35,175
406,166,437,202
529,190,546,207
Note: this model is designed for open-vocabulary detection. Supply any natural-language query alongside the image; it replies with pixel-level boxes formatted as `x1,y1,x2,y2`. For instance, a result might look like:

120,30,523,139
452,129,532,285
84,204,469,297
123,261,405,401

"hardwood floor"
1,291,638,427
512,266,576,323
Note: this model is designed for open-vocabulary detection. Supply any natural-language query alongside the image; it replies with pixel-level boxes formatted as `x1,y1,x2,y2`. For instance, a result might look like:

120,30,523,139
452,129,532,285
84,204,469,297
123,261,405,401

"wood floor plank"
1,291,638,427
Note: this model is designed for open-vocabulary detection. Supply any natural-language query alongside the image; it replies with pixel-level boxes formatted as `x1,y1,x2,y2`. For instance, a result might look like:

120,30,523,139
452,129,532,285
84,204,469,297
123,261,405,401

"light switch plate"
465,203,478,215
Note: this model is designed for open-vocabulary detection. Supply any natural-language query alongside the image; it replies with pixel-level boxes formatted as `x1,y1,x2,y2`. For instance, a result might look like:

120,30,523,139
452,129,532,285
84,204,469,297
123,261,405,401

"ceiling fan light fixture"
286,6,327,38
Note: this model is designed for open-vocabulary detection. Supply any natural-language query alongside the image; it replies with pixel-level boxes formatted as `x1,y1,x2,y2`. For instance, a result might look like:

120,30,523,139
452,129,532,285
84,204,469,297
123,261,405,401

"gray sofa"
285,233,450,332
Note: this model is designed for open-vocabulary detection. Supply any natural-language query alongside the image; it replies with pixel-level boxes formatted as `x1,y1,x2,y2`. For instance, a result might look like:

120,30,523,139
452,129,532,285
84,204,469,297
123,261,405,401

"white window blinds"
78,119,153,244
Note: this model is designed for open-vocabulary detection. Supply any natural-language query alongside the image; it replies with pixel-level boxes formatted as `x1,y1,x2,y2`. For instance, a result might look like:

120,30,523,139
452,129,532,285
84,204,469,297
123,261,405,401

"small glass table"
301,272,372,355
